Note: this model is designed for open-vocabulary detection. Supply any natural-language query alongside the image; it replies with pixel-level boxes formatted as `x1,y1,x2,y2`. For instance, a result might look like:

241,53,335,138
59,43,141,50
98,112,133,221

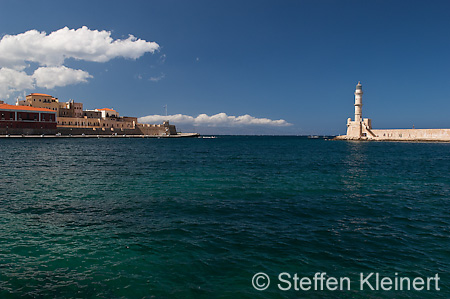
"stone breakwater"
335,129,450,142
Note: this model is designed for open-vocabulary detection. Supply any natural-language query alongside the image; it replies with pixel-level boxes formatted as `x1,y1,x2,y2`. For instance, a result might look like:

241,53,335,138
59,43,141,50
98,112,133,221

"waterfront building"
13,93,179,136
0,103,57,135
18,93,60,112
95,108,118,118
59,100,83,118
18,93,83,118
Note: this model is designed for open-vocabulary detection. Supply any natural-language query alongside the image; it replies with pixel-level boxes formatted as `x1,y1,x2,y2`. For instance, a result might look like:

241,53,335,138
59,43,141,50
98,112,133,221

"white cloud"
139,113,292,127
33,66,92,89
149,73,165,82
0,26,159,98
0,26,159,67
0,68,34,98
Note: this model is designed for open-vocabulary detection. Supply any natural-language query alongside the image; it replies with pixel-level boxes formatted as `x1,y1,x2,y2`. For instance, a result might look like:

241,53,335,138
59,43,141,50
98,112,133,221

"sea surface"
0,136,449,298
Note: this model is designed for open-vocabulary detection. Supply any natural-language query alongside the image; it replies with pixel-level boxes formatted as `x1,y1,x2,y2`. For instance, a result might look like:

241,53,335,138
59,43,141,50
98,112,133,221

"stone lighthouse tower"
346,81,372,139
354,81,363,123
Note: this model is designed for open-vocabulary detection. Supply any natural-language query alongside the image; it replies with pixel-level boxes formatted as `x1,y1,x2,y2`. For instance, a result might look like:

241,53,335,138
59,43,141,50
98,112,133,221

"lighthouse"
354,81,363,123
345,81,372,139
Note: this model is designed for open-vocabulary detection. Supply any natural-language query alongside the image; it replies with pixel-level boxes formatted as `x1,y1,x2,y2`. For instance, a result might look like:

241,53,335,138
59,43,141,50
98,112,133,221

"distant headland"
335,82,450,142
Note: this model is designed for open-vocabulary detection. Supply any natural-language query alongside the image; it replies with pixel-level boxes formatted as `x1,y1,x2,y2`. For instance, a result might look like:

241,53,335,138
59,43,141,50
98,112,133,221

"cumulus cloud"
0,26,159,98
33,66,92,89
0,68,34,98
139,113,292,127
0,26,159,67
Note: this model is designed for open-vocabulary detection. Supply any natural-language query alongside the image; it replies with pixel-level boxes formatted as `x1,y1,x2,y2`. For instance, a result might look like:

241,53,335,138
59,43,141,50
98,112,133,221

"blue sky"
0,0,449,135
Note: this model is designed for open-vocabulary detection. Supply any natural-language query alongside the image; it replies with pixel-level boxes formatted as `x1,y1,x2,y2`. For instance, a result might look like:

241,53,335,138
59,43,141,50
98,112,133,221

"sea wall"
369,129,450,141
0,122,185,137
0,127,57,135
135,123,177,135
56,125,174,136
54,122,177,136
335,128,450,141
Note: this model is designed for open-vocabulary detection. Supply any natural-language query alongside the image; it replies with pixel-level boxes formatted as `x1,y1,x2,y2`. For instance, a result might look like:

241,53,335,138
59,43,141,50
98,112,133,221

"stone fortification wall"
336,128,450,141
56,127,166,136
56,123,177,136
136,123,177,135
369,129,450,141
56,127,137,136
0,123,179,136
0,127,57,135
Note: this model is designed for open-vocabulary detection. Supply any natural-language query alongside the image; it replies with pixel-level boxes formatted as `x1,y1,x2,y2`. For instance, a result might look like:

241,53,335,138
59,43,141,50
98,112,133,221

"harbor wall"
369,129,450,141
56,124,177,136
0,127,57,135
0,122,180,136
336,128,450,141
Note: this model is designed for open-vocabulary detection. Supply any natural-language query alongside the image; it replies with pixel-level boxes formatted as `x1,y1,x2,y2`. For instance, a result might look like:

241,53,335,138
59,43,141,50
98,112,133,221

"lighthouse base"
344,118,373,139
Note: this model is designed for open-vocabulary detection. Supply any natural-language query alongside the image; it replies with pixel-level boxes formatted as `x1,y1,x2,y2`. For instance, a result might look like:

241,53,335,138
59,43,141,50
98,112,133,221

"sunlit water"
0,137,449,298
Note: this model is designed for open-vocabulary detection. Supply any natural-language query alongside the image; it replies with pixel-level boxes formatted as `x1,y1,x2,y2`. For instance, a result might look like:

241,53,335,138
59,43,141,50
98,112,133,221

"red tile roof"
0,104,56,113
28,93,52,97
97,108,116,112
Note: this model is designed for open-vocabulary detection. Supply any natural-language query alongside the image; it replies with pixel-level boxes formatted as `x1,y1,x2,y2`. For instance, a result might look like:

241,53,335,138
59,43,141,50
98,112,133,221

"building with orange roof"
8,92,181,136
18,93,60,113
28,93,53,97
96,108,115,111
95,108,118,118
0,103,57,135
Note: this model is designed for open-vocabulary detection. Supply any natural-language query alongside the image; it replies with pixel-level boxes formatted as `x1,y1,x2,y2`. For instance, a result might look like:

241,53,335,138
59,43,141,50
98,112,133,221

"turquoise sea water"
0,136,449,298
